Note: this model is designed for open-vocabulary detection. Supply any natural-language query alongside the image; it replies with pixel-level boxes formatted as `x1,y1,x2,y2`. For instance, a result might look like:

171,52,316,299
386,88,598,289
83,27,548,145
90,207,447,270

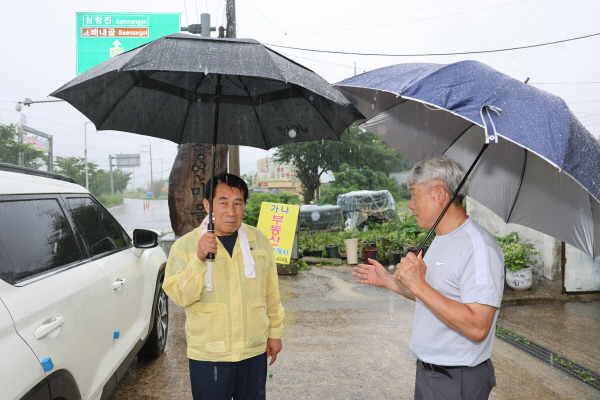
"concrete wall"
390,172,409,186
564,244,600,292
468,198,600,292
467,198,561,281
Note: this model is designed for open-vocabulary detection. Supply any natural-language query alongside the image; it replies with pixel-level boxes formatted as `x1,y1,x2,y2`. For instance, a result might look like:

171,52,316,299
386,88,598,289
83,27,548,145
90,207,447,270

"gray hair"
407,155,467,200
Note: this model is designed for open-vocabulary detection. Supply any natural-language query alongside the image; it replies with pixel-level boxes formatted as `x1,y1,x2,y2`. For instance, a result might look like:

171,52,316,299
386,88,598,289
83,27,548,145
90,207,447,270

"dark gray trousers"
414,359,496,400
189,353,267,400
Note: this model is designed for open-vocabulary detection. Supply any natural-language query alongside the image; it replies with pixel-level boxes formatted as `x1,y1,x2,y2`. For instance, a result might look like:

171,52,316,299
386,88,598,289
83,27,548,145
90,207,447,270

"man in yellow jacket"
163,173,285,400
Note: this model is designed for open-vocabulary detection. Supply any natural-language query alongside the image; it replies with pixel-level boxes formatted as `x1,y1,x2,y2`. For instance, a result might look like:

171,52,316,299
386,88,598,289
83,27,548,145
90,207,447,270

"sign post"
76,12,180,75
257,202,300,265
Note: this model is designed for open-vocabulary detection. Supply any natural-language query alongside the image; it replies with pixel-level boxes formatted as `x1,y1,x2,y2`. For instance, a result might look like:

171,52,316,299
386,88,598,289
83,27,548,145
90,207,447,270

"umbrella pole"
206,75,223,260
414,144,489,256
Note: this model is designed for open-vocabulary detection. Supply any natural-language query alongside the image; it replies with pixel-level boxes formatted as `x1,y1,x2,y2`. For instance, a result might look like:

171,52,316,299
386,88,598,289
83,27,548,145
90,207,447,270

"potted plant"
325,243,340,258
497,232,540,291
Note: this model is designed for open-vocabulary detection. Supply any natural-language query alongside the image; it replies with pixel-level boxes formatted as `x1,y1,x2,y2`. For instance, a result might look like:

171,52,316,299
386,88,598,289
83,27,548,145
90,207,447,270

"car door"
0,195,116,400
0,293,49,400
64,196,154,365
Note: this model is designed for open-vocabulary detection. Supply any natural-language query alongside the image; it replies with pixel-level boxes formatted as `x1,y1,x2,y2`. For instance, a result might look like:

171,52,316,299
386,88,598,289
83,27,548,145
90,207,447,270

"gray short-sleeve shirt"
409,218,504,367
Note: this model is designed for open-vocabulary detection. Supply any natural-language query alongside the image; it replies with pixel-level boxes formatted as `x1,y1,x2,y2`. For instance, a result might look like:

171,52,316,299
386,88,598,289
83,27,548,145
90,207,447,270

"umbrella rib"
137,75,304,106
177,75,209,144
295,86,339,141
234,76,270,148
505,149,528,222
96,71,148,128
442,123,474,155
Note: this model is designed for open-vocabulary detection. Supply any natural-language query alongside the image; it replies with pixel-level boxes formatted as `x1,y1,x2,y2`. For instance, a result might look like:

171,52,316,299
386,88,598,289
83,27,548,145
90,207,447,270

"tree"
337,125,412,174
320,164,402,205
151,179,164,198
241,172,255,186
273,139,338,203
54,156,131,197
54,156,97,187
90,168,131,196
273,124,411,203
0,122,47,169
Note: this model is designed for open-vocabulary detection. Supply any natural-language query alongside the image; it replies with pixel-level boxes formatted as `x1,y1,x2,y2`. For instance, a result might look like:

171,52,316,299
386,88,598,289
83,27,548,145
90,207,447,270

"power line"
182,0,189,26
252,0,529,40
266,31,600,57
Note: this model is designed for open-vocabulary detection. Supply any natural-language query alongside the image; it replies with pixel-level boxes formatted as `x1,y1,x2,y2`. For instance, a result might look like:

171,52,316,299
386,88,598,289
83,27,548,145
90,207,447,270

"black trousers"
189,353,267,400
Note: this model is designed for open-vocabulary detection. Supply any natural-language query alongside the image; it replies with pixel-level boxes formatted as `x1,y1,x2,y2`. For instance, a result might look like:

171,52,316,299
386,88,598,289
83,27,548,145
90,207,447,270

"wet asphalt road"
109,198,172,234
108,264,600,400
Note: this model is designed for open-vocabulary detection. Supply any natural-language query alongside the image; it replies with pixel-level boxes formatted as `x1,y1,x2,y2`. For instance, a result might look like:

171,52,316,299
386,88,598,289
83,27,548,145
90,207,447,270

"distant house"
250,158,302,198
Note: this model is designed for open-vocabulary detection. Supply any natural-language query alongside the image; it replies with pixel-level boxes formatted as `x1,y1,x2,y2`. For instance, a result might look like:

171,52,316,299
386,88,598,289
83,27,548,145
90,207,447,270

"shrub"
496,232,540,271
97,193,124,208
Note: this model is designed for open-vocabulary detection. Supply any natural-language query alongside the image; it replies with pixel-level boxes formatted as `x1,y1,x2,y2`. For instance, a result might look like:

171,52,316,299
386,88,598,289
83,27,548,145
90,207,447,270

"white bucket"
344,238,359,265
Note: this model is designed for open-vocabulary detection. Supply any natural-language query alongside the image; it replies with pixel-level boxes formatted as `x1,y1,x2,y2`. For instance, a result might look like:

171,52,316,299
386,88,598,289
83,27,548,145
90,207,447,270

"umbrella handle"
206,75,222,261
414,144,489,256
206,220,215,260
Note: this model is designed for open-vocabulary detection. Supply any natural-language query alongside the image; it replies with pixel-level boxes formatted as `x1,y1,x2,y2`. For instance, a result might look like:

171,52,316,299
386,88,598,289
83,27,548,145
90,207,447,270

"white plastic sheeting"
337,190,396,229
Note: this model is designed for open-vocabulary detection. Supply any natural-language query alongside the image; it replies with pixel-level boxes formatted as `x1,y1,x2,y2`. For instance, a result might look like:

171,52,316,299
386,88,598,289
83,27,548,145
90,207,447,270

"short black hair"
205,172,249,203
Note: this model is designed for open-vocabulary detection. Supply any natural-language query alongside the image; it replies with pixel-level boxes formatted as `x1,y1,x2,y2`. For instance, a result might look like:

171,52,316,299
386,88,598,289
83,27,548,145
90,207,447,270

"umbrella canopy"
52,33,362,257
51,33,361,148
334,60,600,258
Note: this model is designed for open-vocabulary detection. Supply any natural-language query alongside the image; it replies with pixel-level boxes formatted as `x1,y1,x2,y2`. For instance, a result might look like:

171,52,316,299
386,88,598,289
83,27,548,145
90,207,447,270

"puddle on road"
309,267,369,299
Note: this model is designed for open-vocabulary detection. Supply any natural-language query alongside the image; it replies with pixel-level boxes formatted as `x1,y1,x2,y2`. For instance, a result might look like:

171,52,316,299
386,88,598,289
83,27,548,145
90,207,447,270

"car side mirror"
133,229,159,249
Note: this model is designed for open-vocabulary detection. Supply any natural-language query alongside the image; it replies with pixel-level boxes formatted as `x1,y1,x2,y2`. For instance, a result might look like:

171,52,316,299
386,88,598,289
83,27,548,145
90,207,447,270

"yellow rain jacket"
163,223,285,362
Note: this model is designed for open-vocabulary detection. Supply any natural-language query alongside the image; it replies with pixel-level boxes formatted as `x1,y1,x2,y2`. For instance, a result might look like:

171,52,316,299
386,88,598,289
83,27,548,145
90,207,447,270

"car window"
66,197,130,257
0,198,82,284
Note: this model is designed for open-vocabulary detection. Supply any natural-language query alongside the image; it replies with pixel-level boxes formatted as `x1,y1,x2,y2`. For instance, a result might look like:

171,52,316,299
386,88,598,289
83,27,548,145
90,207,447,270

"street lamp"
15,98,64,112
84,122,95,190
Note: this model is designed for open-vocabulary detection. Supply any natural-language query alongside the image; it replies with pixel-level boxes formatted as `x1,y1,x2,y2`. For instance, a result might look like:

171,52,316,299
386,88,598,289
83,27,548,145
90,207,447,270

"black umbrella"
52,33,362,258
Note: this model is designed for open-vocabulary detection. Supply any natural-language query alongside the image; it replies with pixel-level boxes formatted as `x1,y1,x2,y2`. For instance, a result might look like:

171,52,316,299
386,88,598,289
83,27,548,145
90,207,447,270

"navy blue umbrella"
335,60,600,257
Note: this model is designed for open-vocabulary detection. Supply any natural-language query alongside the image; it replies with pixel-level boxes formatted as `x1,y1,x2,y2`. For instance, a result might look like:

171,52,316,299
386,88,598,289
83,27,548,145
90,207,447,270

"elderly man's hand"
267,338,282,365
353,258,390,287
395,251,427,293
197,232,218,261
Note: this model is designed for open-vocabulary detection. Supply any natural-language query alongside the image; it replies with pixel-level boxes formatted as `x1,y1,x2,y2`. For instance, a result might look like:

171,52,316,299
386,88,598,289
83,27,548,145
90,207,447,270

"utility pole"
17,115,25,166
84,122,94,190
142,141,154,193
108,155,115,194
226,0,236,38
149,141,154,193
226,0,240,176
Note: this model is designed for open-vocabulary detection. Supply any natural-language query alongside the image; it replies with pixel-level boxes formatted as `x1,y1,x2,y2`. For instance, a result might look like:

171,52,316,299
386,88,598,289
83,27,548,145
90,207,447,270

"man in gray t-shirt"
353,156,504,400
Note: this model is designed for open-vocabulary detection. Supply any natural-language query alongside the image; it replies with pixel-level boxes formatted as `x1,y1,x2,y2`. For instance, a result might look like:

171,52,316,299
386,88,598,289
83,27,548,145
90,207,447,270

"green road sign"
76,12,180,75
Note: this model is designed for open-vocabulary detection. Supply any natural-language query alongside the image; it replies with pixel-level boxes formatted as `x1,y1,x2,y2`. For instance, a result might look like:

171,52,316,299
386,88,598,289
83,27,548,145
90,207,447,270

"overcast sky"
1,0,599,187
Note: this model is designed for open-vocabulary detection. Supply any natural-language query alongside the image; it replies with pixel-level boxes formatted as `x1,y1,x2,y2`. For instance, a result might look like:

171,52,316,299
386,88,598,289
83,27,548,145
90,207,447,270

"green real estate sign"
76,12,180,75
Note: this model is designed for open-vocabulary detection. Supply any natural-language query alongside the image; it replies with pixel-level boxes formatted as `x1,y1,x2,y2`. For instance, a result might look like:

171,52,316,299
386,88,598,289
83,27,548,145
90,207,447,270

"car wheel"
140,286,169,359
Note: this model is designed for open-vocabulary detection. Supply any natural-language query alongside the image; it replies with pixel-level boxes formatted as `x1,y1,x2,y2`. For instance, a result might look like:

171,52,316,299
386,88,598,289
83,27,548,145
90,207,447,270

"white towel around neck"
200,215,256,291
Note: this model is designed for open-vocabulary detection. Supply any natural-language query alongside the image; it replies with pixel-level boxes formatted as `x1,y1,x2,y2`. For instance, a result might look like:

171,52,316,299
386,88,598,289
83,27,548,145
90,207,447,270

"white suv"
0,163,169,400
